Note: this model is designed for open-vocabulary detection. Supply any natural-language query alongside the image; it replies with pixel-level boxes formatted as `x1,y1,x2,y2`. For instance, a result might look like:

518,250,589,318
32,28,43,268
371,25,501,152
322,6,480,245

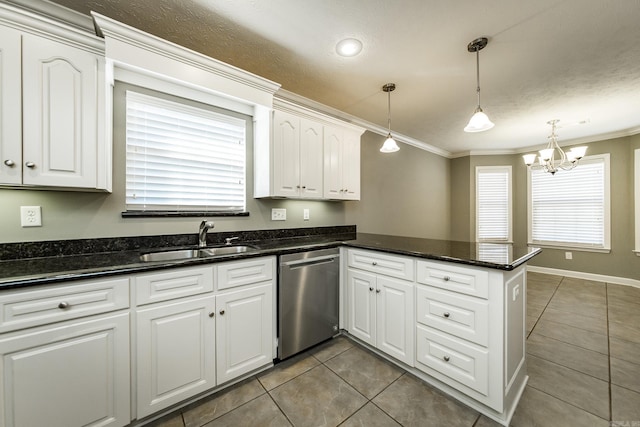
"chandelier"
522,120,587,175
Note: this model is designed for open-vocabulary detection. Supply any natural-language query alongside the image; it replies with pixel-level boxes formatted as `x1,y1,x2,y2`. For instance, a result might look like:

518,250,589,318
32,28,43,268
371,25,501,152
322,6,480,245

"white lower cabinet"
0,312,130,427
347,268,414,366
216,283,273,384
135,294,216,419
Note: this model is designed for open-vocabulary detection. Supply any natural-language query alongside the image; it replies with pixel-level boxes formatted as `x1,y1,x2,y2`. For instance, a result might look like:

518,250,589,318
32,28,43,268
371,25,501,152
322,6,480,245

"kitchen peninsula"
0,227,539,426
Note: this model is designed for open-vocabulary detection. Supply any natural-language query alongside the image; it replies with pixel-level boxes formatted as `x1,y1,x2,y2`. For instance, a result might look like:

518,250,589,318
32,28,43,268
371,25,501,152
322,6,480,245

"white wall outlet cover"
271,208,286,221
21,206,42,227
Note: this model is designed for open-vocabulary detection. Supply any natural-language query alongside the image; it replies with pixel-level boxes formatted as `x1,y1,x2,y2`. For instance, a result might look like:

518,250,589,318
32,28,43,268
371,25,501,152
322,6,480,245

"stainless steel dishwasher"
278,247,340,360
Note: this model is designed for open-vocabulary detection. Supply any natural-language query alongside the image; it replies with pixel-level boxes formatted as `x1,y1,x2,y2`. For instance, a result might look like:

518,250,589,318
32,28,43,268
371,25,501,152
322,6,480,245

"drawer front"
416,260,489,298
416,286,489,346
416,324,489,396
0,277,130,332
135,265,214,305
347,249,414,281
217,257,274,291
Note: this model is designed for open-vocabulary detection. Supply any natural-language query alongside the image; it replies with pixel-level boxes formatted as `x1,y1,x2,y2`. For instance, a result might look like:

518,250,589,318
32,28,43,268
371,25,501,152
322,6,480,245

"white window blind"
529,154,610,250
476,166,512,242
125,91,246,212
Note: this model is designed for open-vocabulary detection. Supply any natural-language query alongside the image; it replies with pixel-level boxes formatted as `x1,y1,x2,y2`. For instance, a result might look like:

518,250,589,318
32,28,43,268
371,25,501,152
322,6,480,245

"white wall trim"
276,89,451,158
527,266,640,288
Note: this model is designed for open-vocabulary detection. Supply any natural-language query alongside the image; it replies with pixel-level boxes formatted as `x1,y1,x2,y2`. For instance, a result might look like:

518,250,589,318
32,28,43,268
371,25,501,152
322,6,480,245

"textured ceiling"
40,0,640,155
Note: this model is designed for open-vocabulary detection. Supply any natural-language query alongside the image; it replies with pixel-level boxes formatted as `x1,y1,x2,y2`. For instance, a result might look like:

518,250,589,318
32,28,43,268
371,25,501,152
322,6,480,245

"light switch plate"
271,208,286,221
303,209,310,220
21,206,42,227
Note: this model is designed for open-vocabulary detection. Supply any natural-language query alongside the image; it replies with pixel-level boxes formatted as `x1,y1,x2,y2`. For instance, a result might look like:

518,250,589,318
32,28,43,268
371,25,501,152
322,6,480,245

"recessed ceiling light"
336,38,363,57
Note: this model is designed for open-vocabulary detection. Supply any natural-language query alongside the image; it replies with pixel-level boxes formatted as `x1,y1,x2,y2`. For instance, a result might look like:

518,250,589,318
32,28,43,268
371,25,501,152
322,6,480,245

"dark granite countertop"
0,227,540,290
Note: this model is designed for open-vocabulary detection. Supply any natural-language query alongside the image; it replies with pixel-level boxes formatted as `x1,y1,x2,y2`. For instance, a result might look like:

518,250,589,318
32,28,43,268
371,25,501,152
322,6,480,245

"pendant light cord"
387,88,392,134
475,48,481,108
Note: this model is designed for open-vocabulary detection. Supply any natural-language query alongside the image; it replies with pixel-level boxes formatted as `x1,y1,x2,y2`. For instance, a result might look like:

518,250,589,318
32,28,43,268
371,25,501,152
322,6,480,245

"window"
528,154,610,251
125,91,247,214
476,166,512,242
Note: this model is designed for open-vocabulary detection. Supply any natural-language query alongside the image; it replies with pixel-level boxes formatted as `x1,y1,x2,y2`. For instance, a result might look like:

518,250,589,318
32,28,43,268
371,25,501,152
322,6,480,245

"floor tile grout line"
527,275,563,338
528,327,609,356
527,344,611,383
526,382,611,422
606,282,613,422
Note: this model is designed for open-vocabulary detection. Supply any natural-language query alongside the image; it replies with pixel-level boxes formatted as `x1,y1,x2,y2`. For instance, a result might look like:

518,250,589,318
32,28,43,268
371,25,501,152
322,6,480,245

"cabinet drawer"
416,324,489,396
217,257,274,290
416,260,488,298
0,277,129,333
135,265,214,305
347,249,414,281
416,286,489,346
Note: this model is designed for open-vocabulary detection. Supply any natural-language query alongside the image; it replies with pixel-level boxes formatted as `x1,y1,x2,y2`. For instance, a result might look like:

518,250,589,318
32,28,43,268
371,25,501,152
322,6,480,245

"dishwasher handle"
281,254,339,269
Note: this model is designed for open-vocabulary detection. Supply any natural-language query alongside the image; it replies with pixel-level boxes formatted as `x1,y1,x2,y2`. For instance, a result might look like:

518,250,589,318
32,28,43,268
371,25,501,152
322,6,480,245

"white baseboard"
527,266,640,288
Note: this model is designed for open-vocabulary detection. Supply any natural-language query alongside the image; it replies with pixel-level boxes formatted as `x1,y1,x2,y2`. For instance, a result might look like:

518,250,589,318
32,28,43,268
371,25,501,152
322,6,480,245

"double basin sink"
140,245,258,262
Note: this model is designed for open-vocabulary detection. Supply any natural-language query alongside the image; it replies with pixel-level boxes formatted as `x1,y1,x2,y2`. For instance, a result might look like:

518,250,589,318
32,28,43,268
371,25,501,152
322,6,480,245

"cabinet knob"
3,159,15,167
219,309,225,315
369,287,374,292
372,261,377,266
443,355,450,362
302,186,306,189
296,185,301,189
443,312,450,318
25,162,35,168
376,289,380,294
443,276,450,282
58,301,70,309
209,312,215,318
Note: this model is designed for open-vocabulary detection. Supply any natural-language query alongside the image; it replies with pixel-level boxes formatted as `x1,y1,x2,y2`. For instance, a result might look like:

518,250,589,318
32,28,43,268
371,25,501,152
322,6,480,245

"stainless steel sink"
140,246,257,262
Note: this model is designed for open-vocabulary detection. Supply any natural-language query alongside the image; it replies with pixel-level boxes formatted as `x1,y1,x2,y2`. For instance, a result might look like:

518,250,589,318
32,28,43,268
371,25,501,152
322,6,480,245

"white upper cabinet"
0,3,110,191
323,126,361,200
270,110,323,198
254,99,364,200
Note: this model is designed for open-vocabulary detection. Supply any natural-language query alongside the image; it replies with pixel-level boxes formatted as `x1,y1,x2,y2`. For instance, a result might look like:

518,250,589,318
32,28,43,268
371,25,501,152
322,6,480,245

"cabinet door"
323,125,343,199
0,312,130,427
376,276,415,365
0,26,22,185
216,283,273,384
22,33,99,188
346,268,376,346
272,110,300,197
299,117,323,198
341,131,361,200
136,295,216,418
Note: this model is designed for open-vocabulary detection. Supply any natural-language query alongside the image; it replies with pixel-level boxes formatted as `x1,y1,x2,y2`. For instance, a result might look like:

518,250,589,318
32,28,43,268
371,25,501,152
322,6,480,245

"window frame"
475,165,513,243
527,153,611,252
122,89,251,217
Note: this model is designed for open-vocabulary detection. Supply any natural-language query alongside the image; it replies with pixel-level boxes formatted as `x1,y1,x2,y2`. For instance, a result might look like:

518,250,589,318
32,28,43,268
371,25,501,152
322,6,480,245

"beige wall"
449,156,471,241
450,135,640,281
344,132,451,239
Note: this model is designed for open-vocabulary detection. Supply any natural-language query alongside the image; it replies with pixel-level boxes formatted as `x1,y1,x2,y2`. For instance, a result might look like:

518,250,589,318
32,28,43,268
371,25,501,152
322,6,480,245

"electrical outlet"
303,208,310,220
271,208,286,221
565,251,573,260
21,206,42,227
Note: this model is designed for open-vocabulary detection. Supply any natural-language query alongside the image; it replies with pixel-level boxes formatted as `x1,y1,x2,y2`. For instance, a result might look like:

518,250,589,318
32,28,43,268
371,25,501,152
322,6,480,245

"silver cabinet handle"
376,289,380,294
302,186,306,189
25,162,35,168
443,356,450,362
369,287,374,292
219,309,225,315
58,302,70,309
4,159,15,167
372,261,377,266
443,312,450,318
209,312,215,318
443,276,450,281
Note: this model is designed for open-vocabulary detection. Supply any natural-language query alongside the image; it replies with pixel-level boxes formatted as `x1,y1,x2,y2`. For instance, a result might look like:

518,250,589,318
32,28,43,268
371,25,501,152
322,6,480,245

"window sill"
527,242,611,254
122,211,249,218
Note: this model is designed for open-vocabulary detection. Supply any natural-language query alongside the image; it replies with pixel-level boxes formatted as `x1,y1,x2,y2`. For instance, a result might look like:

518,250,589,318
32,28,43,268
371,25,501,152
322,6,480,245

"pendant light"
464,37,494,133
380,83,400,153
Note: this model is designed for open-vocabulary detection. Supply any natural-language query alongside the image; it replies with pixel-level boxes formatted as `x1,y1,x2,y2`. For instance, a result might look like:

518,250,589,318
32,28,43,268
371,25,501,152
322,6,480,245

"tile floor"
145,272,640,427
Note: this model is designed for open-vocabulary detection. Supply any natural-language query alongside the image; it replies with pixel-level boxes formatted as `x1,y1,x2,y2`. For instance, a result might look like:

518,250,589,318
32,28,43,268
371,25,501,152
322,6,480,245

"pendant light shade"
380,83,399,153
464,37,494,133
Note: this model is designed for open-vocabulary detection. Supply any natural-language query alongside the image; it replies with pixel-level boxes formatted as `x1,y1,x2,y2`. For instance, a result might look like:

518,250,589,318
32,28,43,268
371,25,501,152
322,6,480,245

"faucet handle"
225,236,239,245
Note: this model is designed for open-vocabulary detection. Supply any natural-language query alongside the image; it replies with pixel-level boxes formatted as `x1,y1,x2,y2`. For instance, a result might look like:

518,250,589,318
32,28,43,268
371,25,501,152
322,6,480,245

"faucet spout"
198,221,215,248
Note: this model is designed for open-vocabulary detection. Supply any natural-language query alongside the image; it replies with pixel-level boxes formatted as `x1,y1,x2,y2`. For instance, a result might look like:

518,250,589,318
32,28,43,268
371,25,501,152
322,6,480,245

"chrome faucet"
225,236,239,246
198,221,215,248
